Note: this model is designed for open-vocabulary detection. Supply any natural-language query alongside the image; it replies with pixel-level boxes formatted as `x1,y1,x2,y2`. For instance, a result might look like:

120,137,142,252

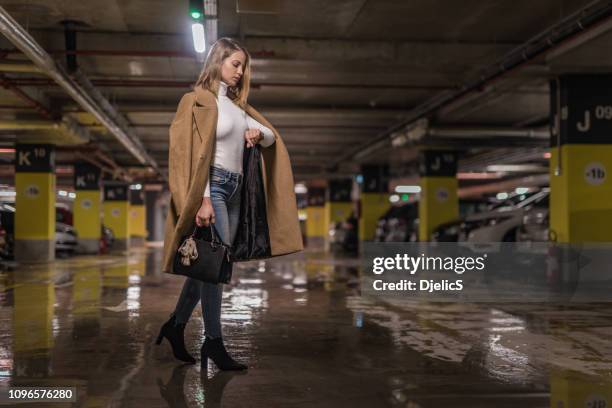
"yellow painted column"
550,371,612,408
103,183,130,251
74,162,101,254
14,144,55,262
550,75,612,243
324,179,353,251
418,150,459,241
306,187,326,248
359,165,390,241
129,188,146,247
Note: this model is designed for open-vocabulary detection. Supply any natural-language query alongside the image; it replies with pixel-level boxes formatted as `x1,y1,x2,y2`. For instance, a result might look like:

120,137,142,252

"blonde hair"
194,37,251,108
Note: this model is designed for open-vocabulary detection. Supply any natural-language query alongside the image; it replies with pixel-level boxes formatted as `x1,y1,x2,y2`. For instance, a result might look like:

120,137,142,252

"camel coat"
161,86,304,274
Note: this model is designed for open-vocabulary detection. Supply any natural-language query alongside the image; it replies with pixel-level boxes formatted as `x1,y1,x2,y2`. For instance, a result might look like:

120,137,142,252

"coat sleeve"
168,93,194,214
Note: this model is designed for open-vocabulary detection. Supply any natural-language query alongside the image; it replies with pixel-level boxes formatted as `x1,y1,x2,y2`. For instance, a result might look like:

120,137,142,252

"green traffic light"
401,194,409,201
191,11,202,19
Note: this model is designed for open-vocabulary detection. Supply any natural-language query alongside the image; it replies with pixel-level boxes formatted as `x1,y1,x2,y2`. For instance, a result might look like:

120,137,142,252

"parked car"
517,207,549,242
431,219,464,242
380,198,491,242
465,189,550,243
374,203,418,242
0,202,78,259
55,222,78,256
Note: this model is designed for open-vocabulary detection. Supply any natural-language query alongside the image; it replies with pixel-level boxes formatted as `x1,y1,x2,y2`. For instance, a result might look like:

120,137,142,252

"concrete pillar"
129,188,146,247
306,187,326,248
103,182,130,251
14,143,55,262
550,75,612,242
324,178,353,251
359,164,390,241
418,150,459,241
73,162,101,254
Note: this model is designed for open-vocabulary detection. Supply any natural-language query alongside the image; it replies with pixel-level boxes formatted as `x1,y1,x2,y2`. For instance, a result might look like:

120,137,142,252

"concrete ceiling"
0,0,608,183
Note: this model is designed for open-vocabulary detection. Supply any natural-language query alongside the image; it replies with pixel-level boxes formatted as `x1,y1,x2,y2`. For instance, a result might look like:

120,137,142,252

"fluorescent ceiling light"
496,192,508,200
515,187,529,195
395,185,421,194
192,23,206,53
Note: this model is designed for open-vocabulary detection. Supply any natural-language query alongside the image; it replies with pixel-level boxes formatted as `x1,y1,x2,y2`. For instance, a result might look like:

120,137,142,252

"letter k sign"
76,176,85,188
18,151,31,166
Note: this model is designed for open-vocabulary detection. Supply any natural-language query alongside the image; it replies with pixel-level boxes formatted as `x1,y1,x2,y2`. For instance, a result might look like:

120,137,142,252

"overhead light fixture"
515,187,529,195
192,22,206,53
395,185,421,194
496,192,509,200
189,0,206,53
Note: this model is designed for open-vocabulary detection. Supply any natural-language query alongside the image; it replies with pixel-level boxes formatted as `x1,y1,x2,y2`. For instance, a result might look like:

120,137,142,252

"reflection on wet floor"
0,247,611,406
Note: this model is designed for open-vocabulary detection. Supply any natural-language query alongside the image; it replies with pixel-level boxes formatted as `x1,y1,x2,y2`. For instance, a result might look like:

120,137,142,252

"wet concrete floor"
0,245,611,407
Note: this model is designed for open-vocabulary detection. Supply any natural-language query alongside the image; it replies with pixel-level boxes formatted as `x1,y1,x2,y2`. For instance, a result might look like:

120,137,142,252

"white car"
464,189,549,243
55,222,78,255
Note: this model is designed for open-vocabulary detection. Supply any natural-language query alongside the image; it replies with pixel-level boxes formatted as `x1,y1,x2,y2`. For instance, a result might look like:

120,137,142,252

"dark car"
374,203,418,242
431,198,493,242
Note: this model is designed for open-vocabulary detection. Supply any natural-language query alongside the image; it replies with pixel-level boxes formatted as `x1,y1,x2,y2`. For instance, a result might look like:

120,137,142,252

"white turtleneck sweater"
203,81,275,197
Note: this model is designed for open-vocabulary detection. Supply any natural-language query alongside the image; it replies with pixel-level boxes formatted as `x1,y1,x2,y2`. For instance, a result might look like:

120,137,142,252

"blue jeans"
172,166,242,339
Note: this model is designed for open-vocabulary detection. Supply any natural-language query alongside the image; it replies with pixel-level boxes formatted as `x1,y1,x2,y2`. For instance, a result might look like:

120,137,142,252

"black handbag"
173,225,233,284
231,145,272,261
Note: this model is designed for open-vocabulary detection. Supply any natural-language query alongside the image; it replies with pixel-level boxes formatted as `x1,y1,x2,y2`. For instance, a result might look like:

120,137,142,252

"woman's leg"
200,178,236,339
171,278,203,325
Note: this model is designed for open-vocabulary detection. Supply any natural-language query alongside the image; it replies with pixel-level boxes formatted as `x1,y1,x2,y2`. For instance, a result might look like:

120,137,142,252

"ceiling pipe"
332,0,612,169
0,6,161,177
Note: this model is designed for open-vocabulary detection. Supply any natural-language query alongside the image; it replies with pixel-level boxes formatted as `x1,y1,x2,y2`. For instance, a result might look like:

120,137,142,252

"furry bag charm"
177,236,198,266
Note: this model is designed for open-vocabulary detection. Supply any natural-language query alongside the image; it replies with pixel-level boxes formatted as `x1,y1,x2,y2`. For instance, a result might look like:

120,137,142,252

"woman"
157,38,303,370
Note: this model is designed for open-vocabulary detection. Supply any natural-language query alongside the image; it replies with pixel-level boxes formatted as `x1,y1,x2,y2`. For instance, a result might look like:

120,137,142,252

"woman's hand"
244,128,263,148
195,197,215,227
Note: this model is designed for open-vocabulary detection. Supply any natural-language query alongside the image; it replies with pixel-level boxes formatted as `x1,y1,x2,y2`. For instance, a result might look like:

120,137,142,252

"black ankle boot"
201,337,247,371
156,315,196,364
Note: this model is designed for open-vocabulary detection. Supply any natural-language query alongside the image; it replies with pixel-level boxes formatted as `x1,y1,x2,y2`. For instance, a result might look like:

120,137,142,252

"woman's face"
220,50,246,87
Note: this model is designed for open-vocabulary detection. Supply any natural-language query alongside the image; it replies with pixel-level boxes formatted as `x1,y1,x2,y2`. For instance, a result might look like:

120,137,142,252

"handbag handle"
189,224,225,246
